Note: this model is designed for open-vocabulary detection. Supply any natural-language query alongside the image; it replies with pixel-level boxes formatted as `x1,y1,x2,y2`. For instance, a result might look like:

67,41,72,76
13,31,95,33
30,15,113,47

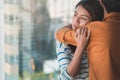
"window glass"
4,0,80,80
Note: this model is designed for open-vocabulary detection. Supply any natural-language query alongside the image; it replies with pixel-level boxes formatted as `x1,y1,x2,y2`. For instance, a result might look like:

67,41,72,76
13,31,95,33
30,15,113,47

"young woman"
56,0,103,80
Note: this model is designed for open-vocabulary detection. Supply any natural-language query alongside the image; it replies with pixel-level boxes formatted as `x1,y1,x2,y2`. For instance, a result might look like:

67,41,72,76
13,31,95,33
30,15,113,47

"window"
3,0,80,80
5,54,18,65
5,0,21,5
5,14,20,25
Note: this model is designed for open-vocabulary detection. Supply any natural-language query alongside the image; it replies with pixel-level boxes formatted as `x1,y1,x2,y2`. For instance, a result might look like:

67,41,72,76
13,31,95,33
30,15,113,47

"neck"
103,6,108,18
99,0,108,18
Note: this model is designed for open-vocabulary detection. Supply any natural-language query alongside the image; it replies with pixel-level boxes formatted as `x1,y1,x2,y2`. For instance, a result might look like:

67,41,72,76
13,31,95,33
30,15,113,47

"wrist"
75,45,84,55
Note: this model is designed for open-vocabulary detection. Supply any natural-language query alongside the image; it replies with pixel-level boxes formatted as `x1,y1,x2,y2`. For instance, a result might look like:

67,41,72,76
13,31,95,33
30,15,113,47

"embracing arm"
55,25,77,46
56,27,90,79
67,27,90,77
56,40,83,79
56,40,74,79
67,42,85,77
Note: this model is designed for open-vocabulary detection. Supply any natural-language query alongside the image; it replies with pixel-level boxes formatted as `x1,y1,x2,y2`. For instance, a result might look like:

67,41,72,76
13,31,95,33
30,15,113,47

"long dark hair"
69,0,104,53
76,0,104,21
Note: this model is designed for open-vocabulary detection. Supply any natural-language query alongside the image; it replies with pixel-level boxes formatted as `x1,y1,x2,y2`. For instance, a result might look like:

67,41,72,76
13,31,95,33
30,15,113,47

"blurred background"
0,0,79,80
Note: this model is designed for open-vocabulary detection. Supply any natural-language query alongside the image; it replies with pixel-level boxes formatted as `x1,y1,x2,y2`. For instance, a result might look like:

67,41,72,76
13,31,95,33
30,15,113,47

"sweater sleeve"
56,40,74,80
55,25,77,46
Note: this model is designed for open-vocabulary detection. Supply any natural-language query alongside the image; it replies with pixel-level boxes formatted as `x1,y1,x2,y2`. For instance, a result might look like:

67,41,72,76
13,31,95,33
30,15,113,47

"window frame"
0,0,5,80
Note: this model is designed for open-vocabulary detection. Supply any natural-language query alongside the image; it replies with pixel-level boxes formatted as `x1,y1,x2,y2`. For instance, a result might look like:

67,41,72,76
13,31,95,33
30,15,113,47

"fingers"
75,30,78,40
83,27,87,37
86,29,91,40
76,27,90,39
75,29,79,41
75,27,90,46
79,27,82,35
80,27,87,37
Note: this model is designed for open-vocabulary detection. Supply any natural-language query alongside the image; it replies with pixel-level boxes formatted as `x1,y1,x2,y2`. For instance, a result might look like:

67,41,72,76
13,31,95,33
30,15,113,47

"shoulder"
86,21,102,28
56,40,70,51
56,40,68,48
86,21,106,30
56,40,72,54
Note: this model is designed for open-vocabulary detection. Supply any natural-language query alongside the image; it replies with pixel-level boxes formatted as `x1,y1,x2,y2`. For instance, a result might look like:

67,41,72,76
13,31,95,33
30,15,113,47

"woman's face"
72,5,92,31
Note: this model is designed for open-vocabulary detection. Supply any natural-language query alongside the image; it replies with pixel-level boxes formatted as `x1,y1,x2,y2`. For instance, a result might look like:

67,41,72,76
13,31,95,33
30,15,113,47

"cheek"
79,21,86,27
79,20,89,27
72,16,75,24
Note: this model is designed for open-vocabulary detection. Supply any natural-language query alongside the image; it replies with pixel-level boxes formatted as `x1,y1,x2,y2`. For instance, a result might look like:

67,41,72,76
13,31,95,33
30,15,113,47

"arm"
55,25,77,46
56,40,74,80
56,27,90,79
67,27,90,77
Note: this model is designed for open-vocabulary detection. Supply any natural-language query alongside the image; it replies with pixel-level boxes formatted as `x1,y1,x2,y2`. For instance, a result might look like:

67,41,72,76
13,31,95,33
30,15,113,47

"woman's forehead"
75,5,91,17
